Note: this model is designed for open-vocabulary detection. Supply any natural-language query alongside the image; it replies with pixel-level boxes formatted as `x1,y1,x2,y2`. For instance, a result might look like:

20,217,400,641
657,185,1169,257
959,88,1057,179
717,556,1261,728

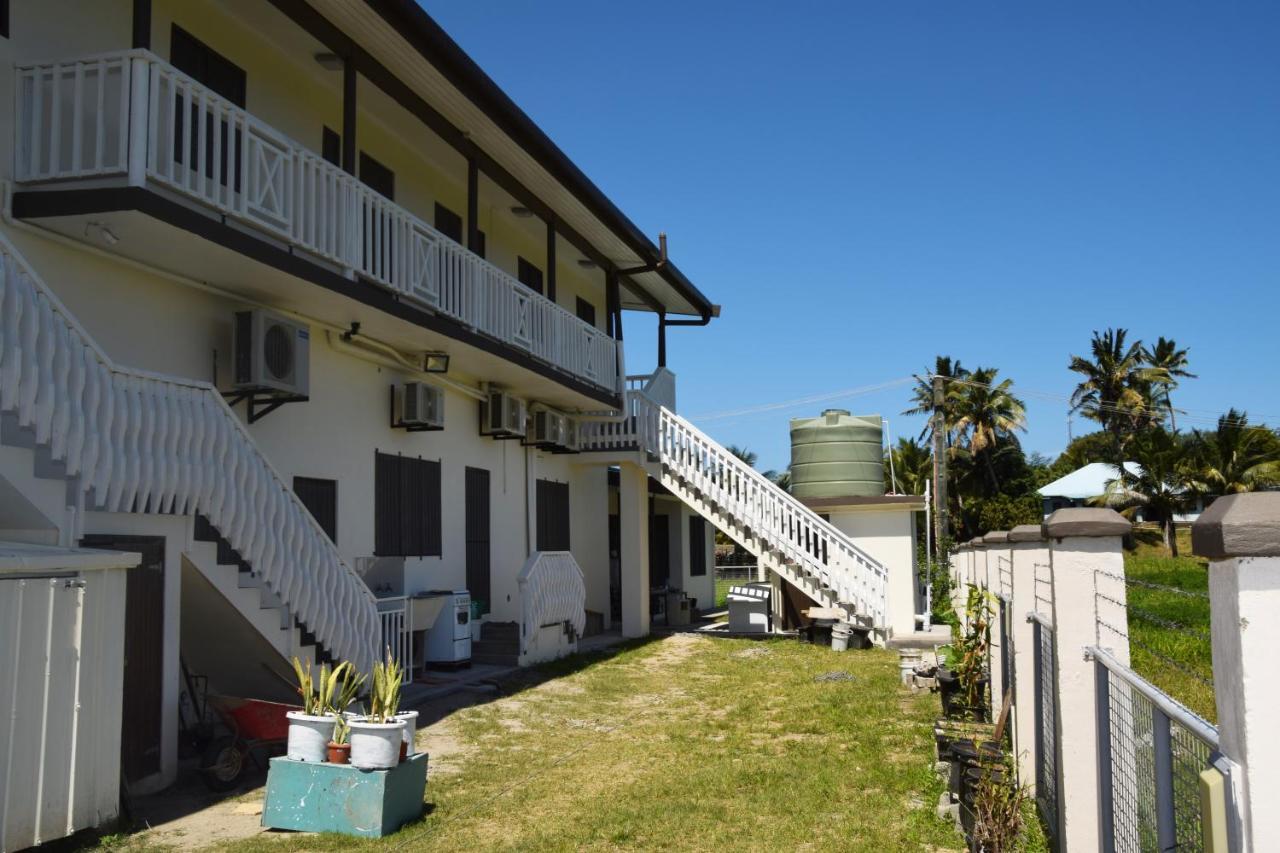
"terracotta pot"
327,742,351,764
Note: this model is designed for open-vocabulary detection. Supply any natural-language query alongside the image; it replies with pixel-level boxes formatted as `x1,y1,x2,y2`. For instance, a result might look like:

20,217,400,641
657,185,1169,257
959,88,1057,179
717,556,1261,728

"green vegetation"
1124,528,1215,722
210,637,964,852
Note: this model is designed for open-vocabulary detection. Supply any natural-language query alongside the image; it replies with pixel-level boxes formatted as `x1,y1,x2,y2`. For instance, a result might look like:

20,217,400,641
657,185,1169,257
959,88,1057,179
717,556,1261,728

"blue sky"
427,1,1280,474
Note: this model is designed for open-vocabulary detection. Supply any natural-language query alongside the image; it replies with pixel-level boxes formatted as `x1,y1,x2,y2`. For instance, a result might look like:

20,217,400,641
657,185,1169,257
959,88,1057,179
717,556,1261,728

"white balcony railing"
15,50,621,395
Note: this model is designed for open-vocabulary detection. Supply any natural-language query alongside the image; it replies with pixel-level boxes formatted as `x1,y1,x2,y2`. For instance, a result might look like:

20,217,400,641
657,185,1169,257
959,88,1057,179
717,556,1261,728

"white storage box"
726,582,772,633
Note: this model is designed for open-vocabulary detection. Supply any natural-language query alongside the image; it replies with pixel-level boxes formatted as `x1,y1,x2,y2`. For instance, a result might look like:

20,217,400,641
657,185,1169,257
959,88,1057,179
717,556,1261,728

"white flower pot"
348,718,407,769
396,710,419,756
285,711,336,763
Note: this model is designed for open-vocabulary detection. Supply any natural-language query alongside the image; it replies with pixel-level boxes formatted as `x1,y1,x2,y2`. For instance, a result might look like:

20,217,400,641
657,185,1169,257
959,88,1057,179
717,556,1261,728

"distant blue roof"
1037,462,1141,500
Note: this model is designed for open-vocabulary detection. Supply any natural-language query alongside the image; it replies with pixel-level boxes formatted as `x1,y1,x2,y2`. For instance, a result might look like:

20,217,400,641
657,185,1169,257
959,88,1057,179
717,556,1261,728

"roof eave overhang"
359,0,715,320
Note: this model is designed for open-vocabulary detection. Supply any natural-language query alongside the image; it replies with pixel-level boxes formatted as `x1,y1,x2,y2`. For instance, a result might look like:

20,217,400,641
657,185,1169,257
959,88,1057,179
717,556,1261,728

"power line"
688,377,915,423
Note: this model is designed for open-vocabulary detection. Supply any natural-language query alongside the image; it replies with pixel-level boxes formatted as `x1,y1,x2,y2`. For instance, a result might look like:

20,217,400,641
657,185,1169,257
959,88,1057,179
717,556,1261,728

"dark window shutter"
1,1,10,39
294,477,338,543
474,230,486,259
170,26,246,106
689,516,707,576
359,152,395,201
322,127,341,166
517,257,544,295
375,452,441,557
434,203,463,244
575,298,596,327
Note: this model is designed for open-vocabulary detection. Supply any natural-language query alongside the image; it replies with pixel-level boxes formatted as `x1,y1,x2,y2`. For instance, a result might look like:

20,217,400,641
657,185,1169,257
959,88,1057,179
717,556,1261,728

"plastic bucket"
831,622,852,652
396,710,419,756
285,711,336,763
348,718,407,769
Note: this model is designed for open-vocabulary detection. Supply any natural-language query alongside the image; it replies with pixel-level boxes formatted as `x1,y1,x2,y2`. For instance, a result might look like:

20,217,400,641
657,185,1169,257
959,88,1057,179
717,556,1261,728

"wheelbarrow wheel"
200,735,247,792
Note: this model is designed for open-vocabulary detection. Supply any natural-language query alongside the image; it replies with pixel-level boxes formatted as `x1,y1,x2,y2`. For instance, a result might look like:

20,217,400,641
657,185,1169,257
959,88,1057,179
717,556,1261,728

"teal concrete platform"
262,753,428,838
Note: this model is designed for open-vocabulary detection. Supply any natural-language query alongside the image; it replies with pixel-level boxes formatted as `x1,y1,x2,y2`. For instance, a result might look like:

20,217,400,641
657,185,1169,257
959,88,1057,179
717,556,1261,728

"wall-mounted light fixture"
510,205,534,218
422,352,450,373
314,52,343,71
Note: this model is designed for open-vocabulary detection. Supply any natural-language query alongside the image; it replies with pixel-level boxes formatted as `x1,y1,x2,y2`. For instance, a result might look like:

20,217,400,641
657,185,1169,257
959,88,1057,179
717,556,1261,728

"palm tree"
885,437,932,495
1188,409,1280,494
903,356,969,445
1099,428,1193,556
763,468,792,493
1143,337,1196,429
726,445,757,469
1068,328,1161,464
949,367,1027,492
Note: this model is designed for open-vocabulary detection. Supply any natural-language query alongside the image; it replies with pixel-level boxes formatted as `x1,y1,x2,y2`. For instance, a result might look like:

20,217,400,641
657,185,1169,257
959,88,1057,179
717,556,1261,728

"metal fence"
1031,612,1060,846
1093,647,1219,853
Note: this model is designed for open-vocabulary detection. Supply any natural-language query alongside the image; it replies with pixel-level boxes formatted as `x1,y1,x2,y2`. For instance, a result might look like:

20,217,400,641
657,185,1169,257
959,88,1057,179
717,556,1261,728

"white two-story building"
0,1,898,842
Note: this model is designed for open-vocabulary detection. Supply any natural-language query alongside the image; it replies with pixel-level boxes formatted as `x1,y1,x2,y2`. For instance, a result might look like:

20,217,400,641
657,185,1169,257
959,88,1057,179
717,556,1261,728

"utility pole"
932,375,949,554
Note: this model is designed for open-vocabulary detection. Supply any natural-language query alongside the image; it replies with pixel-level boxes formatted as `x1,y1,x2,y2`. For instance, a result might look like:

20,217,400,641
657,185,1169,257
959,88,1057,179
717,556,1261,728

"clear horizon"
427,1,1280,474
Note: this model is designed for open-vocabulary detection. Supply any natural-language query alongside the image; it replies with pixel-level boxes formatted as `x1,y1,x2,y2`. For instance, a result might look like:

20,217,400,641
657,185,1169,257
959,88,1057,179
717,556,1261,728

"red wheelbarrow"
200,696,298,791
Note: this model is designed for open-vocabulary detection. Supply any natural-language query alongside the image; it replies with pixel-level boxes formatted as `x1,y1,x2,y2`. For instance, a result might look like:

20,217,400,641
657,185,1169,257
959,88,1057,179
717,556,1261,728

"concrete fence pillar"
1192,492,1280,850
984,531,1011,722
617,462,650,638
1046,507,1132,852
1008,524,1049,793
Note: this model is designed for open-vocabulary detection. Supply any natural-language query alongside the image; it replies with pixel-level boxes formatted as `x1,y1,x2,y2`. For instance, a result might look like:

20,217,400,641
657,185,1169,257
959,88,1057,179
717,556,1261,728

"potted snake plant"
325,663,365,764
348,649,407,770
285,658,349,763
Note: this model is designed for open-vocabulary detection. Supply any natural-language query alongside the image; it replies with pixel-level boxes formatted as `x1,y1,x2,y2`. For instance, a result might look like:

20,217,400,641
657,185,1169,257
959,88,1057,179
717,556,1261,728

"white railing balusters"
16,49,621,395
517,551,587,655
0,236,378,671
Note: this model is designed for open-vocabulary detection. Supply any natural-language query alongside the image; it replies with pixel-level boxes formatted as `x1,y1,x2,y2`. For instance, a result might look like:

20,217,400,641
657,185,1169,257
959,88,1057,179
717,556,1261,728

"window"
689,516,707,576
374,452,441,557
517,257,544,295
359,152,395,200
169,26,245,190
1,1,9,39
170,26,245,106
474,230,486,259
321,127,341,167
536,479,570,551
434,203,462,244
294,477,338,543
575,297,596,327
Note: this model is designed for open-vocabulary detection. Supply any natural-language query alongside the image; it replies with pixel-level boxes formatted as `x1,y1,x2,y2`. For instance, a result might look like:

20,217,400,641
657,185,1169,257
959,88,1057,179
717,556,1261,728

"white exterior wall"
825,507,918,636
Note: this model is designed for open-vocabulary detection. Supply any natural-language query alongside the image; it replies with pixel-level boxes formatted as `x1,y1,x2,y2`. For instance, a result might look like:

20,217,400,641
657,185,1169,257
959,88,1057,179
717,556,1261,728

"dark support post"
1152,707,1176,852
932,375,949,550
605,270,617,338
657,312,667,368
342,58,357,175
1095,660,1115,853
545,220,557,301
467,156,480,253
132,0,151,49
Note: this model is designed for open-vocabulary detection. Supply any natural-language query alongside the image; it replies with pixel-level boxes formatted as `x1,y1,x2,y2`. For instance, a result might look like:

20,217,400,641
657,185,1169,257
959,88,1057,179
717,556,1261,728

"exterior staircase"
471,621,521,667
583,377,889,631
0,233,379,672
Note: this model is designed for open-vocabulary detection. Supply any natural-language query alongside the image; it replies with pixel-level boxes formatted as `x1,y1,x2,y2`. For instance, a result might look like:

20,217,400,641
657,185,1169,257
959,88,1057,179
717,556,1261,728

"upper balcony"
11,49,622,403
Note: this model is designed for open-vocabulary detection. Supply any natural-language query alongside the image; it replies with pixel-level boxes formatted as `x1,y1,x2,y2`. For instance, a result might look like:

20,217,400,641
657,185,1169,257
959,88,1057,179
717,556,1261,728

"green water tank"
789,410,885,500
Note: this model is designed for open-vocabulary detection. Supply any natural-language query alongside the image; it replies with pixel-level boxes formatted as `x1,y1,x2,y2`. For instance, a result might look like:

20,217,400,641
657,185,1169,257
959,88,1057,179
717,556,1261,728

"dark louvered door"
80,534,165,784
649,514,670,587
535,479,570,551
465,467,491,613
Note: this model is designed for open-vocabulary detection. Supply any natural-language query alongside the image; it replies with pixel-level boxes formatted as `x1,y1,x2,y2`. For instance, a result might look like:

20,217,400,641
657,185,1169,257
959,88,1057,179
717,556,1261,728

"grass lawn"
1124,527,1215,722
207,636,963,851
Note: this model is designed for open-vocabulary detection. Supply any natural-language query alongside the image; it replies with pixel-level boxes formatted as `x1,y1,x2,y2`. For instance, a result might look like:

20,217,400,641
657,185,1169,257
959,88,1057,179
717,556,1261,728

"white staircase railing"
516,551,586,653
15,50,621,395
0,234,379,671
583,389,889,627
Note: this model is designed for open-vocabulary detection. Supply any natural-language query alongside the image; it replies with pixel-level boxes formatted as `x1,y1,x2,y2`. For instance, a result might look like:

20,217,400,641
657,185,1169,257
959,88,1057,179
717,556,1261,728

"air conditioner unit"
528,410,567,447
233,309,310,396
401,382,444,429
561,417,581,452
482,390,527,438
